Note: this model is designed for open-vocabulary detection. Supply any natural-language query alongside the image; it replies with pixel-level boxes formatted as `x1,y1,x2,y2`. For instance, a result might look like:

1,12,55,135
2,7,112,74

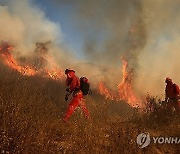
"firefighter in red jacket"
63,69,90,122
165,77,180,112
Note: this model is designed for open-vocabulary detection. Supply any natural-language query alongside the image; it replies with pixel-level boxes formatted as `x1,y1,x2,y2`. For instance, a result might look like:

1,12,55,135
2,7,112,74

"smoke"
0,0,76,70
0,0,102,90
0,0,59,53
62,0,147,90
78,0,146,67
50,0,180,95
1,0,180,96
135,0,180,95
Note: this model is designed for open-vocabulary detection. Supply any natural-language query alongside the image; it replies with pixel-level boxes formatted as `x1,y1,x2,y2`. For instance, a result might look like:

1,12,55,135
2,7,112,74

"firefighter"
165,77,180,112
63,69,90,122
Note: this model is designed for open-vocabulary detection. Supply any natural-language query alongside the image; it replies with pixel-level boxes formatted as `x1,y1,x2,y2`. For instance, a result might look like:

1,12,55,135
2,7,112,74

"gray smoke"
69,0,147,90
1,0,180,96
135,0,180,95
51,0,180,95
0,0,76,69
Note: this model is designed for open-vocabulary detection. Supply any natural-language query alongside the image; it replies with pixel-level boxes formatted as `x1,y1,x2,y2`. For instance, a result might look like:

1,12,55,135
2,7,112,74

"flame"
98,81,114,100
0,44,36,76
46,68,64,80
117,57,141,107
98,57,144,109
0,42,144,108
0,42,64,80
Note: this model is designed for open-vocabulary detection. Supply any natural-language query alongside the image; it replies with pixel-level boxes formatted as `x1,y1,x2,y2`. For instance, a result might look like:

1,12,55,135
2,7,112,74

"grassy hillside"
0,62,179,153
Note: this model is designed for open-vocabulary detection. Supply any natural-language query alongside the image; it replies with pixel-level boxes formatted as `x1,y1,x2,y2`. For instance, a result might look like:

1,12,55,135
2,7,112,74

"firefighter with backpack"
63,69,90,122
165,77,180,112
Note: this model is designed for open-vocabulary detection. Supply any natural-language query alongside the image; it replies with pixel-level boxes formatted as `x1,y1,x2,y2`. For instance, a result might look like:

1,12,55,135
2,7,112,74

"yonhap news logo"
136,132,150,148
136,132,180,148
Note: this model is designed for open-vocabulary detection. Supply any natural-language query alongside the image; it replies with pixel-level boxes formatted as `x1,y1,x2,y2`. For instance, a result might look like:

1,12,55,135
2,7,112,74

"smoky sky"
2,0,180,95
47,0,146,69
52,0,180,95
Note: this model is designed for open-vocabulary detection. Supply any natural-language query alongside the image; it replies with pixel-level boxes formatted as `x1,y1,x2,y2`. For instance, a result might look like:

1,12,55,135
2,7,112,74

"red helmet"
65,68,75,74
165,77,172,83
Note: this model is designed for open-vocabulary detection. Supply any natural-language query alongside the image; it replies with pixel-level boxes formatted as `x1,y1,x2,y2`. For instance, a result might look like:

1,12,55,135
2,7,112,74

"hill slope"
0,63,179,153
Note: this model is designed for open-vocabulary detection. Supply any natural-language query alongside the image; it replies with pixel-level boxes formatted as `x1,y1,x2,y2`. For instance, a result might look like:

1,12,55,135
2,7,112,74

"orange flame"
117,57,141,107
0,44,36,76
98,57,144,109
98,81,114,100
0,42,64,80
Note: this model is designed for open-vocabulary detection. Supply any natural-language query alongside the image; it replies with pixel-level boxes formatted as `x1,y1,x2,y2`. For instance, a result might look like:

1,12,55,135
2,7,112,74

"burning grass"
0,42,145,109
0,63,179,153
98,57,144,109
0,42,65,80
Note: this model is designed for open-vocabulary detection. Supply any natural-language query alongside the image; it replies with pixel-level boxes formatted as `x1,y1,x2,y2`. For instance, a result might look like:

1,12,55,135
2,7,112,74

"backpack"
80,77,91,95
173,84,180,96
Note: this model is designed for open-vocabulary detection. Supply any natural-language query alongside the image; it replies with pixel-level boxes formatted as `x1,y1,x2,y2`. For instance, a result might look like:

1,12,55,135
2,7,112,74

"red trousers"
64,92,90,122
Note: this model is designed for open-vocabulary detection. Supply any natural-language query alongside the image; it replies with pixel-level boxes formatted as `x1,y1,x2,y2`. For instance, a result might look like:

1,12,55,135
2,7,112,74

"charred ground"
0,62,179,154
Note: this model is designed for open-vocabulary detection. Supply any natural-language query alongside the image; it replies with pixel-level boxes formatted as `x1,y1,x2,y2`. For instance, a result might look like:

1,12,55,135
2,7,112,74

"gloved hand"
165,97,168,102
65,95,69,101
66,88,70,92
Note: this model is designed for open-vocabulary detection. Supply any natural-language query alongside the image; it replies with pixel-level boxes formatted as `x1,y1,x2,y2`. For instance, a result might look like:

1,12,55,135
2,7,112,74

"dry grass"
0,62,179,154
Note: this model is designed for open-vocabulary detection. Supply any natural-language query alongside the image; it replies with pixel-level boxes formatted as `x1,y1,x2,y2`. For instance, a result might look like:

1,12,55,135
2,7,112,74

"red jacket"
65,71,80,93
165,83,180,99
